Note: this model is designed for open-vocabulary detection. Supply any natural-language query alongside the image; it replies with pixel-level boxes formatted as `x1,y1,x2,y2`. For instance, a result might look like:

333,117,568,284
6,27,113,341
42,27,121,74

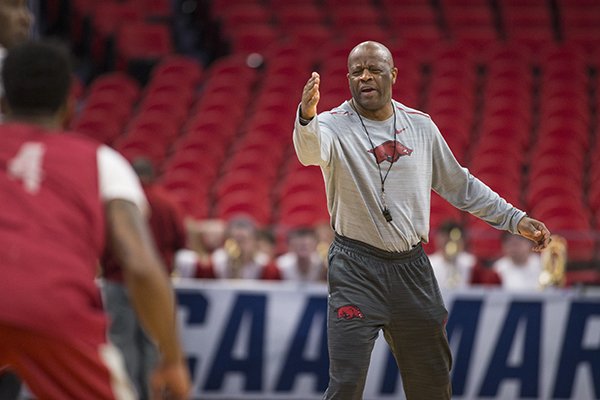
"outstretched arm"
517,216,552,251
105,199,190,400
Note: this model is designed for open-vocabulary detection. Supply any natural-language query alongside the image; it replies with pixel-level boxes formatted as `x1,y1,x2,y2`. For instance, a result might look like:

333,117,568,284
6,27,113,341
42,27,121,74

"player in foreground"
294,41,551,399
0,0,34,397
0,41,190,399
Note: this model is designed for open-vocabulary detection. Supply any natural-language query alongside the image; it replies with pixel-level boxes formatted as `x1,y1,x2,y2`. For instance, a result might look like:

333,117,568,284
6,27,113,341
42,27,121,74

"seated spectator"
174,218,226,277
271,227,327,282
257,228,277,264
176,216,273,279
493,232,543,291
429,221,476,290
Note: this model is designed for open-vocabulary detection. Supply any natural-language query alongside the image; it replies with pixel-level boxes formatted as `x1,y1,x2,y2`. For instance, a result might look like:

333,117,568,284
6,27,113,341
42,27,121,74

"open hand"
300,72,320,120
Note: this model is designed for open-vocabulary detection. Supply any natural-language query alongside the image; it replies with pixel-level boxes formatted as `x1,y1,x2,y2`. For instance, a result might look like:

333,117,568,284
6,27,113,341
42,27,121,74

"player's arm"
105,199,190,399
98,146,190,399
429,121,550,246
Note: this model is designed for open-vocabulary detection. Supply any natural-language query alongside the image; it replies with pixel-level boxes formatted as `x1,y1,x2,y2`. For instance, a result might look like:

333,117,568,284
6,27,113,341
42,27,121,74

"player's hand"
300,72,320,120
517,216,551,251
150,360,191,400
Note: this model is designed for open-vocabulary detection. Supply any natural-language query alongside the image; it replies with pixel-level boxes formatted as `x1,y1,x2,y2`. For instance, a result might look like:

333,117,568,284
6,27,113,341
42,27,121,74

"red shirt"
0,123,106,344
102,184,185,281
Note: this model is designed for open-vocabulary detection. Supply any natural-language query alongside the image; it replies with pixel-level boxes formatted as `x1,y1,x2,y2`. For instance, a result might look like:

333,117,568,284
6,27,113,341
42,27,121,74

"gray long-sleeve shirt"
293,100,525,252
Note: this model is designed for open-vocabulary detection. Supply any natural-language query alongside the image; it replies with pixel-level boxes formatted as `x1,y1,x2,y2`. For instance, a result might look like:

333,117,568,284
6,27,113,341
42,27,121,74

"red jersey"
144,185,186,271
102,184,185,281
0,123,106,344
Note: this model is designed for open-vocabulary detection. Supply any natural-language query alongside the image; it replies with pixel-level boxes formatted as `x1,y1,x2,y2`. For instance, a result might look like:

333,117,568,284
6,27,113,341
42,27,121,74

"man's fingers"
300,72,321,120
303,80,320,98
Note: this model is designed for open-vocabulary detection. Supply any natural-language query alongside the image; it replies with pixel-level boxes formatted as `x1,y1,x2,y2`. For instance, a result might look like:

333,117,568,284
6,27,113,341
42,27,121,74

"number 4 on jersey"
9,142,46,194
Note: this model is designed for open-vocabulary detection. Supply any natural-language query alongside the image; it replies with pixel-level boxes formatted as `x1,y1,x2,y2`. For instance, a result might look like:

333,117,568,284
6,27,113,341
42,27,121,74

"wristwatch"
298,108,314,125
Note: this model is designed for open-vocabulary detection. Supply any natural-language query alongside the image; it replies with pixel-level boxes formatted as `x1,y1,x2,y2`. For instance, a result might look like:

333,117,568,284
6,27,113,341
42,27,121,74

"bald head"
346,41,397,120
348,41,394,69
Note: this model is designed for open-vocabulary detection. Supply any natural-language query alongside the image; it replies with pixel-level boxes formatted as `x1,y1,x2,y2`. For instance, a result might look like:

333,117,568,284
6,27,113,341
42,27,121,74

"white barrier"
174,280,600,400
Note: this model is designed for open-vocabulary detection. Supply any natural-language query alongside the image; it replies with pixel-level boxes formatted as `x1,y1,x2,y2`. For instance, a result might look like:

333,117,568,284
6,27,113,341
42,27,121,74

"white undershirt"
97,145,147,214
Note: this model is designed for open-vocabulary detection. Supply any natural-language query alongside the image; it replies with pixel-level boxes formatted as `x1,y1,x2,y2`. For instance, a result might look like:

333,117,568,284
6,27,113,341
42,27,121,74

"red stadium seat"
276,4,324,26
284,25,333,49
125,114,180,143
210,0,260,14
217,4,271,33
216,171,272,200
151,56,203,87
216,192,272,226
115,137,167,165
78,94,133,128
72,114,123,144
90,3,143,64
116,23,173,69
87,72,141,105
226,25,278,54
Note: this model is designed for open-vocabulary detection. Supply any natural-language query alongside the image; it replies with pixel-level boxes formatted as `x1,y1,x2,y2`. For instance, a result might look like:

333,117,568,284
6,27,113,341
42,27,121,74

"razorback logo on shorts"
336,305,364,320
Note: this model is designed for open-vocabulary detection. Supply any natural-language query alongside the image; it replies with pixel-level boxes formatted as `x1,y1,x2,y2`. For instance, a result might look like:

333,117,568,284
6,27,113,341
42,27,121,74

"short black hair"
2,41,72,115
132,157,156,182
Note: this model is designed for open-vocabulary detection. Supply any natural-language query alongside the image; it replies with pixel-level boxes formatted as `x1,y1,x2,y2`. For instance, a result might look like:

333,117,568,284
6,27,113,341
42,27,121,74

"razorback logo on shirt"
368,140,413,164
367,127,413,164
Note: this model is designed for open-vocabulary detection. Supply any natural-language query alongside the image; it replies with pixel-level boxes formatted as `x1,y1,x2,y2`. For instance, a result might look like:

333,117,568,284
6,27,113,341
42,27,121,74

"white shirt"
430,251,476,290
493,254,542,291
276,252,325,282
97,145,147,213
294,101,526,252
174,249,199,278
211,248,268,280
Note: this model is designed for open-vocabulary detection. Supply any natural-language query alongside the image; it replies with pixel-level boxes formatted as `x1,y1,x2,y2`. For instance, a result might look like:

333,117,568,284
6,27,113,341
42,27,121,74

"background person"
274,227,326,282
176,216,273,279
101,156,186,399
429,221,476,290
0,1,35,397
0,41,190,399
493,232,543,291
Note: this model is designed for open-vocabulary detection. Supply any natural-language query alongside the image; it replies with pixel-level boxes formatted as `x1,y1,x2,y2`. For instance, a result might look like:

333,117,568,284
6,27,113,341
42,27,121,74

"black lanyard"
351,100,397,222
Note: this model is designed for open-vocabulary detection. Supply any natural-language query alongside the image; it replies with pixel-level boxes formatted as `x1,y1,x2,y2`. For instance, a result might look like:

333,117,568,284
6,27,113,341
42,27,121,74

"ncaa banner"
174,280,600,400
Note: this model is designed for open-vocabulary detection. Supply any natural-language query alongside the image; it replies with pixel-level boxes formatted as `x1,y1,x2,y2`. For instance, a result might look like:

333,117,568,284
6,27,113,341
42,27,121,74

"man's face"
290,234,318,259
347,45,397,113
503,235,533,265
0,0,33,49
230,226,257,255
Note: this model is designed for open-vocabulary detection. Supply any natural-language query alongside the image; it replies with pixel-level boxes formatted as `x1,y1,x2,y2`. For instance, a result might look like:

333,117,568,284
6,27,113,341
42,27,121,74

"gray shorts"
102,281,158,400
324,234,452,400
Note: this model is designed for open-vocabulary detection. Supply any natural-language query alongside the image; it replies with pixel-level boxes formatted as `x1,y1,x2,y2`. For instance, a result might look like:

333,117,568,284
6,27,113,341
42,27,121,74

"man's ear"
391,67,398,84
59,94,75,129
